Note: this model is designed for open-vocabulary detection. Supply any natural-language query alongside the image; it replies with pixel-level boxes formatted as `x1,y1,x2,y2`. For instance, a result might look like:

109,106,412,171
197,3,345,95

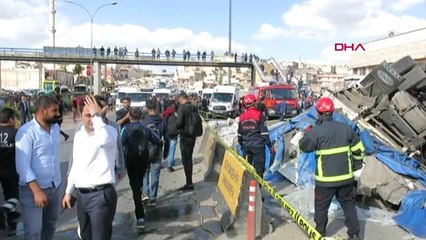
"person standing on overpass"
299,97,364,240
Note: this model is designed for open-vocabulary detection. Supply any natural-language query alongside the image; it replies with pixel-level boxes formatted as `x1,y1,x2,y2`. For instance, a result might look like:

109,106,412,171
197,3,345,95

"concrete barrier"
201,119,325,240
213,151,264,237
196,121,210,154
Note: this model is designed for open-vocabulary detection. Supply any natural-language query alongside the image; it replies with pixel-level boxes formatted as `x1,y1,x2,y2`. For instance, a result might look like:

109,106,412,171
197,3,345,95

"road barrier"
247,180,257,240
197,115,328,240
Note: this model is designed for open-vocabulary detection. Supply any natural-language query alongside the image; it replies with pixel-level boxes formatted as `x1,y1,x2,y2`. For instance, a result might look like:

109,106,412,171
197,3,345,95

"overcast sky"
0,0,425,64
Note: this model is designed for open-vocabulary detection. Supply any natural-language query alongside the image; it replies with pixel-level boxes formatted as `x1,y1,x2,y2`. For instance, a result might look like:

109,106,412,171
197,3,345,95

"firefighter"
237,94,274,178
299,97,364,240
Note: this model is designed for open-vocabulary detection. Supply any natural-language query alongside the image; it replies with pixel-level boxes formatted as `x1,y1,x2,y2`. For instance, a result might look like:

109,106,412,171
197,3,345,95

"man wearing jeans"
141,99,166,206
15,96,62,240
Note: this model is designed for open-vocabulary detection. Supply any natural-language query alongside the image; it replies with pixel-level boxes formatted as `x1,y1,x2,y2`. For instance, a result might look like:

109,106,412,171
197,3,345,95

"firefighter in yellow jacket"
299,97,365,240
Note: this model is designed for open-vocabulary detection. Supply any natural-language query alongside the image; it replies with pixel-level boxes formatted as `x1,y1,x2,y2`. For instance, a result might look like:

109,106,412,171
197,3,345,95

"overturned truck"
334,55,426,163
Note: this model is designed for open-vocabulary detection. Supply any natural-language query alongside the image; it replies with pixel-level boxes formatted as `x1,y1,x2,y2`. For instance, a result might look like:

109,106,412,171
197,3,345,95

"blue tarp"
274,107,426,238
272,107,426,187
394,190,426,238
235,104,426,237
236,106,426,186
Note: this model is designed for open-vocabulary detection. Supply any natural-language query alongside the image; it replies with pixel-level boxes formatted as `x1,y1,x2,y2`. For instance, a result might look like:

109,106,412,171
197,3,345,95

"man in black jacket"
116,97,131,129
0,108,20,236
121,108,161,230
299,97,364,240
176,93,197,191
18,95,30,125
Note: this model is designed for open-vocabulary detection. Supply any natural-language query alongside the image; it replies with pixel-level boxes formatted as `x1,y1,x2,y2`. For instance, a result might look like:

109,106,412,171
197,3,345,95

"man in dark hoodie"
121,108,161,230
162,100,178,172
141,99,167,206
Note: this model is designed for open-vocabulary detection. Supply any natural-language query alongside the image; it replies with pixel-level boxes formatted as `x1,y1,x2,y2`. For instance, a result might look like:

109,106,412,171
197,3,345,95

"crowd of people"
0,90,204,238
0,87,364,239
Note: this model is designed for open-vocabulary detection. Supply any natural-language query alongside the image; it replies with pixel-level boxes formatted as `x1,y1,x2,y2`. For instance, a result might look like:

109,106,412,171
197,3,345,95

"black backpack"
146,123,162,160
166,114,178,137
187,106,203,137
126,127,149,162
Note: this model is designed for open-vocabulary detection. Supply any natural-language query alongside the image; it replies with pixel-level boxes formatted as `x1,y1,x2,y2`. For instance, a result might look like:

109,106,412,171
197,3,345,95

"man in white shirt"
62,96,118,240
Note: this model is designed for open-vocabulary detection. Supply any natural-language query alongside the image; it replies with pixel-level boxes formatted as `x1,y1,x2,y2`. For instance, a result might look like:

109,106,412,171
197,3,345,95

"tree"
72,64,85,83
73,64,84,76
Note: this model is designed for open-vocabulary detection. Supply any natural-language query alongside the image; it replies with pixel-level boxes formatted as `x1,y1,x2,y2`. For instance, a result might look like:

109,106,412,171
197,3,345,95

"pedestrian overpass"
0,47,255,94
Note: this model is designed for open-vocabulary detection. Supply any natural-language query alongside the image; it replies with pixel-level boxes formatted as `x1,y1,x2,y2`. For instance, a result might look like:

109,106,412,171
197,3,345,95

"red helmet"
243,94,256,107
316,97,335,113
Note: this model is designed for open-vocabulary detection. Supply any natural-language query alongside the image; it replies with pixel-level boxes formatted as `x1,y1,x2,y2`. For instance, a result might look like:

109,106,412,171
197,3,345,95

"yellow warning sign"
218,150,245,216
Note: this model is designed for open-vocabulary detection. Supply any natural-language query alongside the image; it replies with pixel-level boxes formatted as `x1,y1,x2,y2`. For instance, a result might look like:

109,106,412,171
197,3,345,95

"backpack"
125,127,149,162
187,106,203,137
166,114,178,137
147,123,162,161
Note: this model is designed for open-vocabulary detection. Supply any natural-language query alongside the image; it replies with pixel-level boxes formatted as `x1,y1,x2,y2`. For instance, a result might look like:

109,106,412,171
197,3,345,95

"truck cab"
249,85,299,117
208,85,240,118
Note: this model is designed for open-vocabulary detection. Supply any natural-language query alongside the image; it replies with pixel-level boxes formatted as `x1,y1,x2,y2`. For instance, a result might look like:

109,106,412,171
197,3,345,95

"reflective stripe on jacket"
299,114,365,187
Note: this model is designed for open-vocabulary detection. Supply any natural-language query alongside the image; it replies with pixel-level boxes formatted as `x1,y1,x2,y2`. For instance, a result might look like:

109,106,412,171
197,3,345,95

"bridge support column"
0,60,2,91
251,66,256,86
39,63,44,90
93,61,101,95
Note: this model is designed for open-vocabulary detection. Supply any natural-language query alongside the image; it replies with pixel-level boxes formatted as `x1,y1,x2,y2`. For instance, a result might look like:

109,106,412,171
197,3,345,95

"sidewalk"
56,112,224,239
54,151,223,239
0,112,222,239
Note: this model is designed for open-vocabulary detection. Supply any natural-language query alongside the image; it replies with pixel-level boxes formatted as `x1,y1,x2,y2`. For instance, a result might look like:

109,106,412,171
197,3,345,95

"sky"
0,0,425,64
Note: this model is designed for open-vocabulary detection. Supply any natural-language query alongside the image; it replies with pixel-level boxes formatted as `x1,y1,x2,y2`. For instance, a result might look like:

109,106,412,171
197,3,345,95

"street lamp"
65,0,117,93
228,0,232,55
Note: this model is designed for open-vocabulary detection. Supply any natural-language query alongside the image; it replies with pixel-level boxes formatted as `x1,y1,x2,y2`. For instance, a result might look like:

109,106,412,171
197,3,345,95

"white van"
153,88,171,99
115,87,151,111
208,85,240,118
201,88,214,101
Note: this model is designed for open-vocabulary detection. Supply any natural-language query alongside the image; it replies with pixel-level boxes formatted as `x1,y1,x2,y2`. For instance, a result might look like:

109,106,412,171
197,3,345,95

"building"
349,27,426,76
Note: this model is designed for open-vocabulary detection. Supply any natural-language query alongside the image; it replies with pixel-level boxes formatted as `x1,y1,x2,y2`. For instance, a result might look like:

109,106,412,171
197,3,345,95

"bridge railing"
0,48,44,57
0,47,257,64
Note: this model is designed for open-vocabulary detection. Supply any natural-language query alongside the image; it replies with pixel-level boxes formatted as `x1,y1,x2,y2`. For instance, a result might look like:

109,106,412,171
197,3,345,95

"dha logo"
334,43,365,51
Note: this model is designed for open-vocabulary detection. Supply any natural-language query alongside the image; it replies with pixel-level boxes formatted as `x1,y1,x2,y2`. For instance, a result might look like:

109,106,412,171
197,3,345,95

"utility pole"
227,0,232,84
50,0,56,47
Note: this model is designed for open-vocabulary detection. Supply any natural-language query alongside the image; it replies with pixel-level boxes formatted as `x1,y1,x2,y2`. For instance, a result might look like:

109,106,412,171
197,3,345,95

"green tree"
73,64,85,83
73,64,84,75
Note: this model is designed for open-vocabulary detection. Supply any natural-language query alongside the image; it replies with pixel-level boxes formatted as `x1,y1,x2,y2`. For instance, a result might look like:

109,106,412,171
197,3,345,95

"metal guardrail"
0,47,252,63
